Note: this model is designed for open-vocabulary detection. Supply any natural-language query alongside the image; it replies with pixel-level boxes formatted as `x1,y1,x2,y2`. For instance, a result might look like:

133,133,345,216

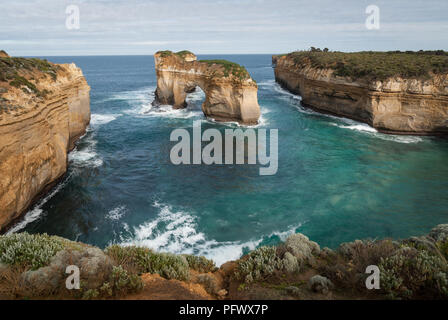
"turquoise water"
13,55,448,265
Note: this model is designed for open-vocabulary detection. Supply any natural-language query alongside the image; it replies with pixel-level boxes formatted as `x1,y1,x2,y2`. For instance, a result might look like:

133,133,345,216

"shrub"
0,57,60,90
438,241,448,260
282,49,448,81
183,254,217,273
147,252,190,281
0,233,79,270
199,59,250,80
105,245,190,281
105,245,153,274
79,265,143,299
379,246,448,299
195,274,218,295
282,252,299,274
107,265,143,296
174,50,194,59
156,50,174,57
320,239,398,290
284,233,320,266
234,246,284,283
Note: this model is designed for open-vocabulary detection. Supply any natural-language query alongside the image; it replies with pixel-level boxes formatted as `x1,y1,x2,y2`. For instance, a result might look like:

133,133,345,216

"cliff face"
0,54,90,231
273,55,448,134
153,51,260,125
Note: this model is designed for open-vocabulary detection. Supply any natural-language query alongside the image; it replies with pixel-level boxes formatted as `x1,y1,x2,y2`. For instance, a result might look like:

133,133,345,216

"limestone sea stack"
153,50,260,125
273,50,448,134
0,52,90,231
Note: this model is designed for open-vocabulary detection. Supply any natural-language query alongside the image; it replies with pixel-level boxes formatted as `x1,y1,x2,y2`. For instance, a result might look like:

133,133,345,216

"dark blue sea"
12,55,448,265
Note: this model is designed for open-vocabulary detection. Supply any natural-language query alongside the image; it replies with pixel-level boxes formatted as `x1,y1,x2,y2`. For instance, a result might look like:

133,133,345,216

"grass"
199,59,250,80
279,49,448,81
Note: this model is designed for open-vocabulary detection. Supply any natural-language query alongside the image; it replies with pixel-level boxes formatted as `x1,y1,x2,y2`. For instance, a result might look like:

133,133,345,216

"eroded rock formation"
273,55,448,134
153,51,260,125
0,53,90,230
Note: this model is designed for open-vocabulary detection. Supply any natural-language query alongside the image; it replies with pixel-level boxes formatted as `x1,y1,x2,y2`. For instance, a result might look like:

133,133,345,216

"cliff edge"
153,50,260,125
273,50,448,135
1,224,447,300
0,53,90,231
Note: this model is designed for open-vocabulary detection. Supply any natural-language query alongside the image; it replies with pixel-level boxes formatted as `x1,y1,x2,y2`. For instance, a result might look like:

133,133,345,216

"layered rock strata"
153,51,260,125
273,54,448,134
0,53,90,230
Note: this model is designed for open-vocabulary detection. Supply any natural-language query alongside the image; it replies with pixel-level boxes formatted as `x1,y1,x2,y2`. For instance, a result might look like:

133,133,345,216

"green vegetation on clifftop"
156,50,194,59
280,49,448,81
0,57,59,97
199,59,250,80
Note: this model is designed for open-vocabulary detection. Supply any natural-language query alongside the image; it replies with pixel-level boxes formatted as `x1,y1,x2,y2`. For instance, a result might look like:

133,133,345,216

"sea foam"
6,173,73,234
116,201,302,266
273,82,424,144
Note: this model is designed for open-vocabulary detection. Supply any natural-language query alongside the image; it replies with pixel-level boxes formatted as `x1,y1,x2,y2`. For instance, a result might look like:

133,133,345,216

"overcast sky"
1,0,447,56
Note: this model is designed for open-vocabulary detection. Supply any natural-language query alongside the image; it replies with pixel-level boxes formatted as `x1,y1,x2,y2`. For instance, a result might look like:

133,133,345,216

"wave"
135,104,203,119
68,112,122,168
90,113,122,127
108,87,154,106
68,132,103,168
115,201,302,266
204,112,269,129
331,121,423,143
118,86,204,120
6,112,118,233
271,82,423,144
106,205,127,221
6,173,73,234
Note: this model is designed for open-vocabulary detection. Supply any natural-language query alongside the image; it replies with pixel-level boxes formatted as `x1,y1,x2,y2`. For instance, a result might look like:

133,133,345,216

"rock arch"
153,51,260,125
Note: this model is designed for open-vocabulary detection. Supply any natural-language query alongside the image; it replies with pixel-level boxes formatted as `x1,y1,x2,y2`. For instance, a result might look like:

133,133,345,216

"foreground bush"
105,245,191,281
0,234,142,299
234,246,284,283
379,247,448,299
0,233,81,270
320,239,398,290
183,254,217,273
81,266,143,299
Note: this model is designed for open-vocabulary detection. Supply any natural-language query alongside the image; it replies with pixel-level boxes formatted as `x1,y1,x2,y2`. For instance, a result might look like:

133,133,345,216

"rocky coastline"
0,52,90,232
273,51,448,135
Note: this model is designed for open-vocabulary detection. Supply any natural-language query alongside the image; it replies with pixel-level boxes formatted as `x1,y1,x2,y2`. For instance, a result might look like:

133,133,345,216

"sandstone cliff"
0,53,90,231
153,50,260,125
273,53,448,134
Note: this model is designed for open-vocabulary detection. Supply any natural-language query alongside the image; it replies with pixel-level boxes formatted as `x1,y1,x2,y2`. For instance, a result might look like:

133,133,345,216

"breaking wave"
68,112,122,168
90,113,122,127
106,205,127,221
272,81,423,144
115,201,302,266
68,132,103,168
6,173,73,234
119,86,204,119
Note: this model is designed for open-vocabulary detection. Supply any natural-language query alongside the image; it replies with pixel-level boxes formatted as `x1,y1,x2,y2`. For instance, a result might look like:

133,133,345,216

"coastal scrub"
282,49,448,81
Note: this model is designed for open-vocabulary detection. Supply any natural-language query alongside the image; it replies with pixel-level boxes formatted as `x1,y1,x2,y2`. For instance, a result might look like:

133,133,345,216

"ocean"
11,55,448,266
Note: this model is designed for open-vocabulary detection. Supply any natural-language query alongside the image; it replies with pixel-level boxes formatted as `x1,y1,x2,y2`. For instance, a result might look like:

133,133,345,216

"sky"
0,0,447,56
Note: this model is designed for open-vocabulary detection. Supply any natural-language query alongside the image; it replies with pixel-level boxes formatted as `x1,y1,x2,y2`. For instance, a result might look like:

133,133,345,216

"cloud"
0,0,447,55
